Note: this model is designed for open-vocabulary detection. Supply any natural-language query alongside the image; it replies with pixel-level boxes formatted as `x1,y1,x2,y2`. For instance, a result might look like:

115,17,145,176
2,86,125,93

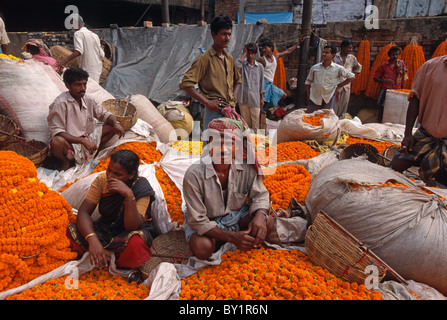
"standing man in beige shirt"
391,55,447,186
47,67,125,171
305,45,355,113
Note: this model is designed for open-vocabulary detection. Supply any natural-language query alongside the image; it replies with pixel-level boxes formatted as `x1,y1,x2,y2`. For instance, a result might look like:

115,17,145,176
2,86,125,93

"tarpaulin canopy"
238,12,294,24
100,24,265,103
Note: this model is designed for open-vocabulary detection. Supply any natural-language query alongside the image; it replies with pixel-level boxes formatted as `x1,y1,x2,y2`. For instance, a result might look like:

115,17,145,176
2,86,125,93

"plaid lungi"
377,88,387,107
393,126,447,180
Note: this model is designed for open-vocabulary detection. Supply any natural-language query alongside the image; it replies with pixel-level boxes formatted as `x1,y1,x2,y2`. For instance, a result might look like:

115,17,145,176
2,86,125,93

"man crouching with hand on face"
182,117,272,260
47,67,125,171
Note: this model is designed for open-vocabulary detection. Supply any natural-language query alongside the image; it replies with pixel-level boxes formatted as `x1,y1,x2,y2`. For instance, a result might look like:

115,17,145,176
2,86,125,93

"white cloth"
73,27,104,82
263,55,277,83
0,17,10,45
305,62,355,105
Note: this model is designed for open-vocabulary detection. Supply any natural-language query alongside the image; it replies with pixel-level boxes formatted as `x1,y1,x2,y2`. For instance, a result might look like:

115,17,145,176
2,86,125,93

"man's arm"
401,96,419,152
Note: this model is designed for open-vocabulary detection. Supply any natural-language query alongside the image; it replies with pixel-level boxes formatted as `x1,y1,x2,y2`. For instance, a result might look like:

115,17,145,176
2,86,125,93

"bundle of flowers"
301,113,325,127
351,40,371,95
6,268,149,300
0,151,77,292
401,40,425,90
257,141,320,166
262,164,312,210
180,248,383,300
432,40,447,59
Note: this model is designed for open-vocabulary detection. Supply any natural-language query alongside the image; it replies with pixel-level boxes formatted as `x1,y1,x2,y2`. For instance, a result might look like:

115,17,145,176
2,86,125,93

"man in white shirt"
0,17,10,54
58,14,104,82
305,45,355,113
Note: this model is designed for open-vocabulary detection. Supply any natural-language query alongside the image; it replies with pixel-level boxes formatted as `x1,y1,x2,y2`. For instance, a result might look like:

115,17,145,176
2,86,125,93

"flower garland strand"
257,141,320,166
351,40,371,95
0,151,77,292
401,40,425,90
431,40,447,59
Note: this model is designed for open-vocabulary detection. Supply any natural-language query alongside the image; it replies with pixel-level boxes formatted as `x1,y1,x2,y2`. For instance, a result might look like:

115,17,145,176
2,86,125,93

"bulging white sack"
305,159,447,295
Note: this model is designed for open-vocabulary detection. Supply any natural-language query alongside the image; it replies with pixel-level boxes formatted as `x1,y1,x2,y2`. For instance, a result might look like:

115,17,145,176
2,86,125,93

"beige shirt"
179,46,242,107
411,55,447,138
183,157,270,236
0,17,10,46
334,53,362,91
305,62,355,105
74,27,104,82
47,91,112,140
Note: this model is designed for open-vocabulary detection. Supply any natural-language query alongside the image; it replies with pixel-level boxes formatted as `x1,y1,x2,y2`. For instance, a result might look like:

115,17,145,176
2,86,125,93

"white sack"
305,159,447,295
274,109,339,145
129,94,176,144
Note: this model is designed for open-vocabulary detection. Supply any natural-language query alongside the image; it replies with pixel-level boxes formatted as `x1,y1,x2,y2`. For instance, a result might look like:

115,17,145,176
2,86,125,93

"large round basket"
0,114,19,146
50,45,78,68
379,145,401,167
305,211,389,285
339,142,380,164
4,140,48,168
99,57,112,85
102,99,138,131
139,230,193,278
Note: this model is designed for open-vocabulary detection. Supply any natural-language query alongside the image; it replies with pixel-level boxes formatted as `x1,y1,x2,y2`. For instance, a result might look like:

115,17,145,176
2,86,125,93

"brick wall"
215,0,240,21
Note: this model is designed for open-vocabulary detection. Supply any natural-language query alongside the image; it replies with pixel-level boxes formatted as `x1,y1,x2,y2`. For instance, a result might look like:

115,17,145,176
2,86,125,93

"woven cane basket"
379,145,401,167
339,143,380,164
4,140,48,168
305,211,388,284
139,230,193,278
0,114,19,147
102,99,138,131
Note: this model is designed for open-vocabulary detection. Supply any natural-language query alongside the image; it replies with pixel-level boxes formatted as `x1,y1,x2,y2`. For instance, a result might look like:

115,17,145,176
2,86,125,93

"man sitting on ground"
47,67,125,170
182,117,272,260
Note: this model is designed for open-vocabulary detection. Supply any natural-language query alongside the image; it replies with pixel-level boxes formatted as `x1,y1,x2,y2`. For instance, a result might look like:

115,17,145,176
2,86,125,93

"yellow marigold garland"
0,151,77,292
401,40,425,90
180,248,383,300
365,43,394,100
432,40,447,59
351,40,370,95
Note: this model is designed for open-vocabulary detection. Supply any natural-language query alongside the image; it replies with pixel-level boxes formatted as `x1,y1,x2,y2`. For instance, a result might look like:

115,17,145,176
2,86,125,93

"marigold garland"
0,151,77,293
172,141,203,156
179,248,383,300
262,164,312,211
431,40,447,59
273,50,287,92
401,40,425,90
257,141,320,166
365,43,394,100
6,268,149,300
351,40,371,95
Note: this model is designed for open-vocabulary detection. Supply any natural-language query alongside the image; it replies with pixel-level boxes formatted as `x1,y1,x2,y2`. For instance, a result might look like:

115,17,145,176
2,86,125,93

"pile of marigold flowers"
0,151,77,292
302,113,325,127
92,141,163,173
263,164,312,210
179,247,383,300
6,268,149,300
155,166,184,225
172,140,202,156
346,135,397,154
257,141,320,166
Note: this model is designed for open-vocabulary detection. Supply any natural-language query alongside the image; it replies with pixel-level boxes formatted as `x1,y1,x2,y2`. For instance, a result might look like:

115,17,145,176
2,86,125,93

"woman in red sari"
67,149,158,278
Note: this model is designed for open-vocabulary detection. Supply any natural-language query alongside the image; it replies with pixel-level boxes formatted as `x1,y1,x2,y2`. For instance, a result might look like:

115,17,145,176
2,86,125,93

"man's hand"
401,134,415,153
82,139,98,155
113,122,126,138
247,212,268,248
233,230,256,251
207,98,229,112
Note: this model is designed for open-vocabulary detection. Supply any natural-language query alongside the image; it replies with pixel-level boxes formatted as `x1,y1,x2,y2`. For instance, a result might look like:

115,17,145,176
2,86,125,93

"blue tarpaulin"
238,12,293,24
